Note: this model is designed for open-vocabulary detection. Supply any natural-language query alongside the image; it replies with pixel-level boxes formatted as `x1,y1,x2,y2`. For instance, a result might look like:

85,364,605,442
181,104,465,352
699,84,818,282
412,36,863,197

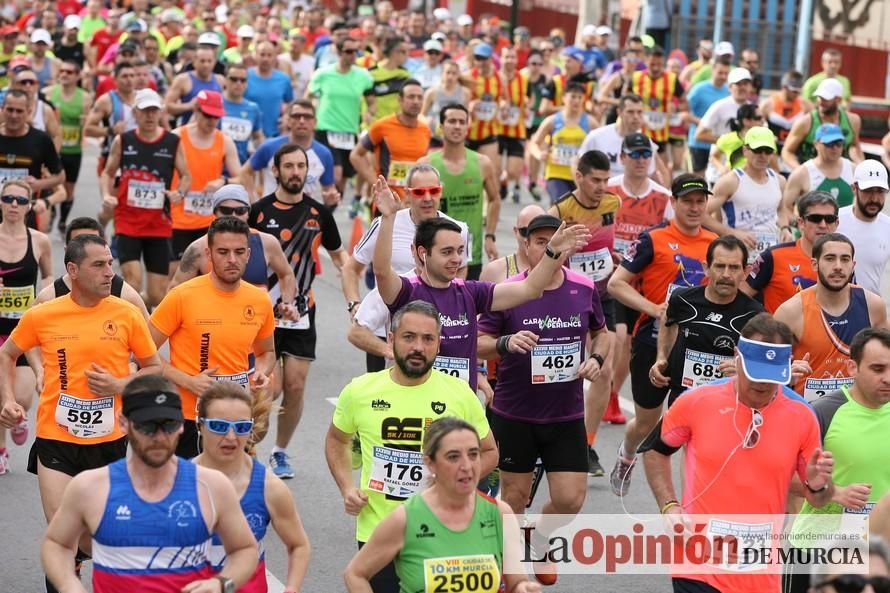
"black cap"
122,391,184,423
622,132,651,153
525,214,562,235
671,173,712,198
119,40,139,53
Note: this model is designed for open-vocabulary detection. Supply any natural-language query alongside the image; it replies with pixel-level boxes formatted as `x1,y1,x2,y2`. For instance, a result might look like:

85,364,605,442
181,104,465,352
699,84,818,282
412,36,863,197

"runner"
164,46,225,125
99,88,190,308
774,233,887,402
0,180,52,474
326,301,497,593
170,90,240,270
498,46,529,205
195,382,311,593
522,51,549,203
538,46,595,116
598,48,644,124
705,127,785,262
530,82,596,204
420,60,470,149
685,60,730,176
743,190,839,313
649,235,764,405
0,233,160,593
343,417,539,593
642,313,834,593
782,124,855,216
221,62,264,165
761,70,811,154
309,35,374,195
480,205,547,284
40,375,259,593
837,160,890,295
249,143,348,479
464,43,504,185
802,48,852,103
420,103,500,280
149,216,283,459
630,45,684,160
245,41,294,139
280,30,314,100
366,37,411,123
678,39,714,86
693,67,753,148
478,213,610,584
548,150,622,474
606,174,718,496
9,66,63,152
412,39,444,90
83,62,137,179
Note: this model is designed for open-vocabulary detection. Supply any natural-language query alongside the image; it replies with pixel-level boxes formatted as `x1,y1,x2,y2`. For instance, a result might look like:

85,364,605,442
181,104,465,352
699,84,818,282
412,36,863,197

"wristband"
485,233,496,242
590,352,605,368
804,480,829,494
544,244,561,260
660,499,681,514
496,334,513,356
477,365,487,374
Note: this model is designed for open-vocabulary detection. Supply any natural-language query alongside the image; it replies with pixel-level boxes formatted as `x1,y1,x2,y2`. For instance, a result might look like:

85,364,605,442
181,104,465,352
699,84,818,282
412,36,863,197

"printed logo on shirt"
266,218,279,229
245,512,266,532
115,505,131,520
168,500,199,528
704,312,723,323
416,523,436,538
789,264,800,272
243,305,255,321
523,315,583,330
440,313,470,327
371,399,391,410
714,336,735,349
103,320,118,336
668,242,679,250
431,401,446,415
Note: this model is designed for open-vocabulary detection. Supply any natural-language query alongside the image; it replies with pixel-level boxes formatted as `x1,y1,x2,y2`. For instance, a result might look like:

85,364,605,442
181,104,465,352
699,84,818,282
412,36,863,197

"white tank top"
804,158,854,189
31,99,47,131
725,168,782,262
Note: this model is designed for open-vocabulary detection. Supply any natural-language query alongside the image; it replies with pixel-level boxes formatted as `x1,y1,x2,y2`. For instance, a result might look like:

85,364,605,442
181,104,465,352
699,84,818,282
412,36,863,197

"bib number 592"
431,572,495,593
67,409,102,424
541,354,574,370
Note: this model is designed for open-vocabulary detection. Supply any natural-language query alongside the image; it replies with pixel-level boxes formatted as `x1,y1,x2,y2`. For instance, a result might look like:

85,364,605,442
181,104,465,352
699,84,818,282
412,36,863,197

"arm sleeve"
248,139,274,171
619,230,655,274
386,276,414,315
746,248,775,290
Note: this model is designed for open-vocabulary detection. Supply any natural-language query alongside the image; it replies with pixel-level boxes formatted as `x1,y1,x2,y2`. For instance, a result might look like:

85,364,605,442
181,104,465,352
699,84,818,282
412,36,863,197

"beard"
821,103,839,117
817,267,852,292
394,349,435,378
278,175,305,195
128,433,177,468
856,195,883,220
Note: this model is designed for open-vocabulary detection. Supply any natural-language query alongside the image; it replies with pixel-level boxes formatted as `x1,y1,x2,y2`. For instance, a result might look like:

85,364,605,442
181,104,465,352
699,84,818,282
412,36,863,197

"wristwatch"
485,233,496,242
216,576,235,593
544,244,561,260
590,353,605,368
347,300,361,314
804,480,829,494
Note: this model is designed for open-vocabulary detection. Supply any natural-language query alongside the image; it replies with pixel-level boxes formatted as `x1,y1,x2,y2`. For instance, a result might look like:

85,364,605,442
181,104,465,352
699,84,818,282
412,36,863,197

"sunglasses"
60,69,77,74
803,213,838,225
16,79,37,86
290,112,314,120
199,417,254,436
742,409,763,449
133,419,183,435
517,226,529,237
407,185,443,198
341,48,357,54
625,149,653,160
426,50,441,55
528,61,543,66
822,140,844,148
818,575,890,593
749,146,773,155
227,76,247,83
0,195,30,205
215,205,250,216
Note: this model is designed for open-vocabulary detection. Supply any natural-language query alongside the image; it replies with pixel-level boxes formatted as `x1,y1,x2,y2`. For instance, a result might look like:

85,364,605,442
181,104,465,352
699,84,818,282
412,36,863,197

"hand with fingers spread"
372,175,399,217
547,221,592,257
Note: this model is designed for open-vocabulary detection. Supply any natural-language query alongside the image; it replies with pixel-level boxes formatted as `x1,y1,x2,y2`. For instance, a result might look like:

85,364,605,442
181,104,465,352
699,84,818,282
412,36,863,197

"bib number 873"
67,409,102,424
541,355,574,370
431,572,495,593
382,461,422,482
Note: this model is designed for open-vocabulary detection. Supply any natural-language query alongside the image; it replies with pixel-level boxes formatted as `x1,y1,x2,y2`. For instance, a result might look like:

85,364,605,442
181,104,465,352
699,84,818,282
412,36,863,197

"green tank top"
50,86,84,155
799,109,853,163
430,149,485,266
396,492,503,593
816,176,854,208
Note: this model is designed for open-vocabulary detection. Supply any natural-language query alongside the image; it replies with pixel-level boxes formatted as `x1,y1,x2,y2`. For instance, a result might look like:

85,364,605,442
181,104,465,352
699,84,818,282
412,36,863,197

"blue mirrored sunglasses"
199,417,254,436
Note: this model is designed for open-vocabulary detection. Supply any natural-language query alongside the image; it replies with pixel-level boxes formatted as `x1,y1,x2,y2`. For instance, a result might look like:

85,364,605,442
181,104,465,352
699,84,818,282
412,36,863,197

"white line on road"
266,568,286,593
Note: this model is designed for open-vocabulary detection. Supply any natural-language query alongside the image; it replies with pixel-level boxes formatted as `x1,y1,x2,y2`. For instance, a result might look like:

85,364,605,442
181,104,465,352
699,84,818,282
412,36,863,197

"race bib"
681,349,729,389
387,161,411,187
0,168,28,183
475,101,497,122
803,377,853,402
844,502,875,515
669,112,683,127
531,341,582,384
211,371,250,387
0,285,34,319
501,106,521,126
184,191,214,216
61,124,81,148
126,180,165,209
751,231,778,262
327,132,356,150
276,315,310,330
644,110,667,129
551,143,576,166
569,248,613,282
613,237,633,256
55,393,115,439
423,555,500,593
706,519,772,572
433,356,471,382
220,117,252,142
367,445,424,498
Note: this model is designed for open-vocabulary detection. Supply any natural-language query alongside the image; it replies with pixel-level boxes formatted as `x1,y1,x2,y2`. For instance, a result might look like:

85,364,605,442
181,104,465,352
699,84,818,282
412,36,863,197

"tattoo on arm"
179,244,201,273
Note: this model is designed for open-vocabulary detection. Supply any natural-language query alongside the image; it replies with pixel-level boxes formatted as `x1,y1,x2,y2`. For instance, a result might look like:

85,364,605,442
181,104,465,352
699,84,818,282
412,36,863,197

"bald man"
480,204,546,283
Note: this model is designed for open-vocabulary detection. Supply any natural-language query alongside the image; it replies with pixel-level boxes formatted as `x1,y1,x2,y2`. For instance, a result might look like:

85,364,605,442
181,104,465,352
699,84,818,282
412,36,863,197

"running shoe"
269,451,295,479
609,446,636,497
587,447,604,477
351,435,362,470
602,391,627,424
528,184,543,202
348,196,362,220
11,419,28,446
524,533,558,586
0,449,8,475
511,189,520,204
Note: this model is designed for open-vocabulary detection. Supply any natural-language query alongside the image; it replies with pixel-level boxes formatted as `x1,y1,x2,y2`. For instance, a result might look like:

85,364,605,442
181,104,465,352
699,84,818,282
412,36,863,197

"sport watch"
544,244,561,260
347,300,361,314
216,576,235,593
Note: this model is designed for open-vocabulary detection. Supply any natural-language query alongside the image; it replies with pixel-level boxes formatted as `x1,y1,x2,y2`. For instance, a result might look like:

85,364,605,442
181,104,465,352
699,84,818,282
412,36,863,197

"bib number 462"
541,354,574,370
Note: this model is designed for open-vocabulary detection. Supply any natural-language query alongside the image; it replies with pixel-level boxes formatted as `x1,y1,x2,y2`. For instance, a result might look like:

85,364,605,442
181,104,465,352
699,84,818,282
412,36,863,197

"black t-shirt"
0,126,62,181
664,285,763,393
54,40,86,68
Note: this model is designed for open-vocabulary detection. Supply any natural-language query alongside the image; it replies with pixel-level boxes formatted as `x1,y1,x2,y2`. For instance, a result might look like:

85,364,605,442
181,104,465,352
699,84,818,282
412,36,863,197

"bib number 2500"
430,572,495,593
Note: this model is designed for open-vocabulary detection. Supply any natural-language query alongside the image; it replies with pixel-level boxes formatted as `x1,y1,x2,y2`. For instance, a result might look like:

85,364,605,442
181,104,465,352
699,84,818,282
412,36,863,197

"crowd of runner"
1,1,890,592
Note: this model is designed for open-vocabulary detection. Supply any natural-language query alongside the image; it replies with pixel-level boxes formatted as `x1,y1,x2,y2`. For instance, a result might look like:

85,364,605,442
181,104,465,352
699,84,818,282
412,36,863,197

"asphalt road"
0,141,770,593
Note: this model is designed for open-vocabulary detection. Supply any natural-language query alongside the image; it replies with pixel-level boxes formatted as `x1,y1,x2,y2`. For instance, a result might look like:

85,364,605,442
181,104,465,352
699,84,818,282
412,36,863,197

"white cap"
433,7,451,21
457,14,473,26
30,29,51,44
64,15,82,29
160,9,184,24
596,25,613,36
134,88,163,110
814,77,844,100
431,31,446,42
198,31,222,46
581,24,597,37
853,160,889,191
728,67,752,85
715,41,735,56
423,39,443,52
215,5,228,23
237,25,255,38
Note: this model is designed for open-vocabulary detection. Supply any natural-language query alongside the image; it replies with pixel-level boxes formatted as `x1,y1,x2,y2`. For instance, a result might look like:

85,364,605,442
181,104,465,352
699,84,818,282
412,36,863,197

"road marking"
266,568,286,593
326,396,338,406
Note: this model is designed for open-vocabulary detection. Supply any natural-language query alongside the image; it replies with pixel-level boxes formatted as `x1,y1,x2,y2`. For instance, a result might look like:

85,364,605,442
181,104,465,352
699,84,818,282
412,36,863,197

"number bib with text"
569,248,613,282
220,117,252,142
0,285,34,319
681,349,729,388
276,316,310,331
327,132,356,150
367,446,424,498
706,519,772,572
531,341,582,384
751,231,778,262
55,394,115,439
501,106,521,126
423,555,500,593
644,110,667,129
475,101,497,122
804,377,853,402
211,371,250,387
387,161,411,187
127,180,165,209
184,191,214,216
0,168,27,183
551,144,576,166
433,356,471,382
61,125,81,148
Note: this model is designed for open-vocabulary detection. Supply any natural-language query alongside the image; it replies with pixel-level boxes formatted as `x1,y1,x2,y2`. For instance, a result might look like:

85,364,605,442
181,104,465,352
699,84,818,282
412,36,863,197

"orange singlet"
171,127,225,231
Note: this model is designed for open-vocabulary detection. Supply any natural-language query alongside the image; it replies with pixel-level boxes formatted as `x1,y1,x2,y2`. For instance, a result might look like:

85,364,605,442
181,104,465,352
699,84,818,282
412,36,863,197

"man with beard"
783,124,856,217
41,374,259,593
249,143,348,479
149,216,283,459
774,233,887,402
0,234,160,593
838,161,890,294
325,300,496,593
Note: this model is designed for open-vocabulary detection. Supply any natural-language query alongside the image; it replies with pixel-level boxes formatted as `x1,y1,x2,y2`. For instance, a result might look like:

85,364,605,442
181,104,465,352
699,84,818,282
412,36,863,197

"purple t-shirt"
478,270,605,423
389,275,495,391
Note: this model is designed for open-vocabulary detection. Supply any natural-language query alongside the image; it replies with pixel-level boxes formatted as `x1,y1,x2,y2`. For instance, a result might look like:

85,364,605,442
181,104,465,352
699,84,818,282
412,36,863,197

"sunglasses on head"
199,417,254,436
215,205,250,216
0,194,30,205
818,575,890,593
407,185,442,198
625,149,652,160
803,213,838,224
742,409,763,449
133,419,183,435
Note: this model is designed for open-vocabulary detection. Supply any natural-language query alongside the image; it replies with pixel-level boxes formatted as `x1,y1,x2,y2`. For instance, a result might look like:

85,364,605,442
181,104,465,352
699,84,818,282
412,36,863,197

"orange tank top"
770,93,803,142
171,127,225,230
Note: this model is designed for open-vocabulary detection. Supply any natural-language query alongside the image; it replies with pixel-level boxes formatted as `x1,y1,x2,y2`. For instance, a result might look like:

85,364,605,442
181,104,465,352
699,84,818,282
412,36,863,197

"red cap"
196,90,225,118
0,25,17,36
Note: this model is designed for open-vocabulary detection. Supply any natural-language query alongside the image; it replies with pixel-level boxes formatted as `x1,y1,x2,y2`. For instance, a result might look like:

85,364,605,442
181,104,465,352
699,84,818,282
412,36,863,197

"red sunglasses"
407,186,443,198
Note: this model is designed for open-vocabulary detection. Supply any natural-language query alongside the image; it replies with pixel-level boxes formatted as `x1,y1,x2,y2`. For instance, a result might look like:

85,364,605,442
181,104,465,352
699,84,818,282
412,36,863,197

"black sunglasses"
215,205,250,216
0,194,30,205
803,213,839,224
227,76,246,83
822,140,844,148
16,79,37,85
818,575,890,593
750,146,774,155
133,419,183,435
341,48,357,54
